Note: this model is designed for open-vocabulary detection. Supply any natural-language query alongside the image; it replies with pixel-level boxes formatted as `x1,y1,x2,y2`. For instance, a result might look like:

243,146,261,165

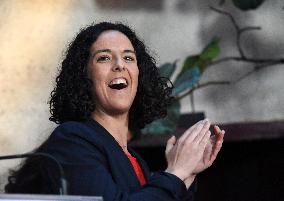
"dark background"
133,138,284,201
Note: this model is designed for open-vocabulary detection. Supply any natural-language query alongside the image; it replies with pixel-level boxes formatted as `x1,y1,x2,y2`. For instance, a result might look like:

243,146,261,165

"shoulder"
50,120,101,142
42,120,102,150
45,119,117,155
53,121,92,133
40,120,108,164
40,119,121,164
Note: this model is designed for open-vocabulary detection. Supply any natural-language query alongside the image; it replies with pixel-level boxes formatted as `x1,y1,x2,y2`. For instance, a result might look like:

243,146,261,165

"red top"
126,153,146,186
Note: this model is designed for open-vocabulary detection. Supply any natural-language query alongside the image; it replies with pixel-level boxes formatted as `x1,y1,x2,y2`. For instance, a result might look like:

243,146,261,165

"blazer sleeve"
41,123,188,201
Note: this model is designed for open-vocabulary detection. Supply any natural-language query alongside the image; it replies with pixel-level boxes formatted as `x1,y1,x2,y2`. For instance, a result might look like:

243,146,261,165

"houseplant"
141,37,221,135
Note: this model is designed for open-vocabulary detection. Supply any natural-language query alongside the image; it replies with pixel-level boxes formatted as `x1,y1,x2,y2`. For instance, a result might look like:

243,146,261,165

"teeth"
109,78,127,86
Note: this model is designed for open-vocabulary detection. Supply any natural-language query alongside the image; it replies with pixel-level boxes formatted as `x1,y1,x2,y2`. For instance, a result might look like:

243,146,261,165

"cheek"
131,66,139,84
88,68,107,95
89,65,107,83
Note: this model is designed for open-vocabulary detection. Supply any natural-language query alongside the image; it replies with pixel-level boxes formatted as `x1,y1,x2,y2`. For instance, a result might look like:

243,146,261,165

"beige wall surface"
0,0,283,191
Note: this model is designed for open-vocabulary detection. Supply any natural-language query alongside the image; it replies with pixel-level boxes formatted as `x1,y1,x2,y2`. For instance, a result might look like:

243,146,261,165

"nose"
112,58,125,72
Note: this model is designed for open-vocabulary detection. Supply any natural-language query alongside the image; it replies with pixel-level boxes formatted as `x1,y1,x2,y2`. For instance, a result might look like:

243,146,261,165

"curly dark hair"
49,22,173,129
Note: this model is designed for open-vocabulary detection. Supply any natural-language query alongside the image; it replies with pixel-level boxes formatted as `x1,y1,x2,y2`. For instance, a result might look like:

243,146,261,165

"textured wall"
0,0,283,191
0,0,96,190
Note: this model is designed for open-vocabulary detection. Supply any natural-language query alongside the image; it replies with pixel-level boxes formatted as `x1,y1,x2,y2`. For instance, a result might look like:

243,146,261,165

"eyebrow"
92,49,136,57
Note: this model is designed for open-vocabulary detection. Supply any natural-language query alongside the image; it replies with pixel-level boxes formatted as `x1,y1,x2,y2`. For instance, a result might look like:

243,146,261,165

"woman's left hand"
192,125,225,175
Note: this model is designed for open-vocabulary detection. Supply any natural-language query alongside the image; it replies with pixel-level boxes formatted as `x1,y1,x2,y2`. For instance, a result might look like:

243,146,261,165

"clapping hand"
191,125,225,174
165,119,225,189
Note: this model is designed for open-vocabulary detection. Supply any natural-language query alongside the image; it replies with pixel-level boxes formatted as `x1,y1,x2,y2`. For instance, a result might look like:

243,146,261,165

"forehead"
90,30,134,52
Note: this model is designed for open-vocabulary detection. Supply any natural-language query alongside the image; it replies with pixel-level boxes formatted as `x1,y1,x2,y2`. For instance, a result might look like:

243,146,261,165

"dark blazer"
32,119,194,201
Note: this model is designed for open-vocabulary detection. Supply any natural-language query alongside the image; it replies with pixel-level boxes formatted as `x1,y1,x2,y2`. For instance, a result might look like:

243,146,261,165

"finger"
199,130,211,150
214,126,225,141
213,125,222,137
183,120,207,143
210,135,224,161
203,140,213,162
214,125,223,135
220,130,225,141
193,120,211,143
178,119,205,142
165,135,176,155
213,127,225,149
209,134,216,144
209,141,223,162
213,125,221,133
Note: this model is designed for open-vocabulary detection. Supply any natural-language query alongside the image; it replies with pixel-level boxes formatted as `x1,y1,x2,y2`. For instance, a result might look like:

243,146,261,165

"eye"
124,55,136,62
97,55,111,62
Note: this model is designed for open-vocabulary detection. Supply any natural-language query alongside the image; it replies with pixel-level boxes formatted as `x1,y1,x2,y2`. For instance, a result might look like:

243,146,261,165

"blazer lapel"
85,119,141,190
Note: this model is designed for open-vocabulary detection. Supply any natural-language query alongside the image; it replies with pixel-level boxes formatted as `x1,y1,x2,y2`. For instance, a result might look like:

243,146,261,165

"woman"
5,22,225,201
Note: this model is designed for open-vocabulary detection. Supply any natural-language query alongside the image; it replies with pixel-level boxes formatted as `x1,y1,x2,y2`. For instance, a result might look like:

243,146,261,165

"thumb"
165,135,176,155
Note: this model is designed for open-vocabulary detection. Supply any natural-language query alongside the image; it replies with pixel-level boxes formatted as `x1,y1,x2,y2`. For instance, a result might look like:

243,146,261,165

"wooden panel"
130,120,284,147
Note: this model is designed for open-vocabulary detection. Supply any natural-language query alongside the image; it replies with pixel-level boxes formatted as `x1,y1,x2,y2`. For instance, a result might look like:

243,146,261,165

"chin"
107,104,132,115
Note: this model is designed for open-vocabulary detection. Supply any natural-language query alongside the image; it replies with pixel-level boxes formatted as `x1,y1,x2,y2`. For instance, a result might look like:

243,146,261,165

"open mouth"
108,78,128,90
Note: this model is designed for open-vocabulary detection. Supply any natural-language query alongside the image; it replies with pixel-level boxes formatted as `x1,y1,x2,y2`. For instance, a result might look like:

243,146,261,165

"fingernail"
203,118,208,123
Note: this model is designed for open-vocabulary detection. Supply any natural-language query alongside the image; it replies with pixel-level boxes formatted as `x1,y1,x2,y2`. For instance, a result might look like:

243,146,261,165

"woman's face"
88,30,139,116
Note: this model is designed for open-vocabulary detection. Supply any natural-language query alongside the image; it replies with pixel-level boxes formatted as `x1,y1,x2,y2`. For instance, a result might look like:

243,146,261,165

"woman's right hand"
165,119,211,183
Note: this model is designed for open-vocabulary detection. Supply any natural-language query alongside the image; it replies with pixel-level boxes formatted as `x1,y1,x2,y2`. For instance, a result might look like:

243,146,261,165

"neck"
91,109,130,153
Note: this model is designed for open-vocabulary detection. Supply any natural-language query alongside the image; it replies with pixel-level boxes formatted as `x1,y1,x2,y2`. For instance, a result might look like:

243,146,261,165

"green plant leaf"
159,62,177,78
141,119,175,135
141,101,181,135
177,37,220,80
232,0,265,10
167,100,181,123
200,37,220,61
178,55,199,77
172,67,200,96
